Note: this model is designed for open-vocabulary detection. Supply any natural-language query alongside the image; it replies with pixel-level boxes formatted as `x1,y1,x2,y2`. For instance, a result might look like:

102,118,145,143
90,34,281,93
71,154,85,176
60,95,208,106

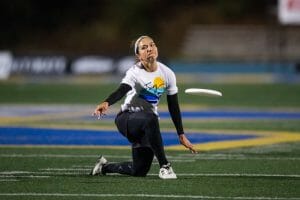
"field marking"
192,157,300,161
0,110,86,124
0,127,258,147
39,168,89,171
1,128,300,151
0,171,32,174
167,131,300,151
0,193,299,199
0,154,195,162
1,170,299,178
0,154,100,158
1,153,299,161
0,175,50,178
149,173,300,178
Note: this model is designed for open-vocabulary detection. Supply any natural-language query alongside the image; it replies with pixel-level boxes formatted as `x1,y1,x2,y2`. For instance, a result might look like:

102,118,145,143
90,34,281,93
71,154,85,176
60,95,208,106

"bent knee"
132,168,150,177
132,172,147,177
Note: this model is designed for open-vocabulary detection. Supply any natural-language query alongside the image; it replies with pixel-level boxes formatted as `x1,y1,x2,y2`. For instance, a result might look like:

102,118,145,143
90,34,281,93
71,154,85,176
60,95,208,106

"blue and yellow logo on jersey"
139,77,166,104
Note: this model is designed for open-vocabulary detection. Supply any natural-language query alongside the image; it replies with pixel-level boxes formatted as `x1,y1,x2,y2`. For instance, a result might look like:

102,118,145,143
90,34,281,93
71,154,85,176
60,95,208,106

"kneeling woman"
91,35,197,179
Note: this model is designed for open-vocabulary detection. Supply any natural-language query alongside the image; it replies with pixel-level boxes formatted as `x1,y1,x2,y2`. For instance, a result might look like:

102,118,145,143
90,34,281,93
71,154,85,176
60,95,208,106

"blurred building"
1,0,300,82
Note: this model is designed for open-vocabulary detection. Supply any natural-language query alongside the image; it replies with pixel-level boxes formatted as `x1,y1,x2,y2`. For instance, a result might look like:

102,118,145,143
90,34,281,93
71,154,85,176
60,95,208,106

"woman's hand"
179,134,198,154
93,102,109,119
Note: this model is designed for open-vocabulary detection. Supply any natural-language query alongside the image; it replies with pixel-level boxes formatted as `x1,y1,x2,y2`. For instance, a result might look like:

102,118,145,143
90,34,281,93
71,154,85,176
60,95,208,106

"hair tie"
134,36,148,55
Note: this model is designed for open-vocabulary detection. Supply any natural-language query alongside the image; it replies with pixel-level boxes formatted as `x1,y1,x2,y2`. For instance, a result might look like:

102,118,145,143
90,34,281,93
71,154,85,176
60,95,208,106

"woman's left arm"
167,94,198,153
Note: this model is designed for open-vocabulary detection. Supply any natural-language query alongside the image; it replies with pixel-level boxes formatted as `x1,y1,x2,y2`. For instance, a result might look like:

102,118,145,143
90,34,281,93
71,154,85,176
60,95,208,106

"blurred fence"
172,25,300,83
182,25,300,62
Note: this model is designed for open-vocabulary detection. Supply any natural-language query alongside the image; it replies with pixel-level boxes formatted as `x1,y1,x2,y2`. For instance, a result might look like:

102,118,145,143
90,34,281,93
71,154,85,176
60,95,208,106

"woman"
91,35,197,179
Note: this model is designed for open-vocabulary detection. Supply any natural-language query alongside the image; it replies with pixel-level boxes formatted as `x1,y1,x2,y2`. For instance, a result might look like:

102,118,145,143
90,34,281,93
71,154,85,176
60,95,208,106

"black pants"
102,111,169,176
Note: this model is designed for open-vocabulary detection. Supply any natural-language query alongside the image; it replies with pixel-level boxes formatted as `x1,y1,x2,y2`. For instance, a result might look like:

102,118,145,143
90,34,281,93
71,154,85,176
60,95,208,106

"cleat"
90,155,108,176
158,163,177,179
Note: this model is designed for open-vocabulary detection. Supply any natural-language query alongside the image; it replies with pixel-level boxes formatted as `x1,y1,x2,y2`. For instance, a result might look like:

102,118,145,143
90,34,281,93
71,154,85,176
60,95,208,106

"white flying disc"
185,88,222,97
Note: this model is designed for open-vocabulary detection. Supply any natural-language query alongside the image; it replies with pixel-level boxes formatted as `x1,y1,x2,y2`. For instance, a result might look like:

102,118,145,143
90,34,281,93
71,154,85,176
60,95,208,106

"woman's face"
137,37,158,63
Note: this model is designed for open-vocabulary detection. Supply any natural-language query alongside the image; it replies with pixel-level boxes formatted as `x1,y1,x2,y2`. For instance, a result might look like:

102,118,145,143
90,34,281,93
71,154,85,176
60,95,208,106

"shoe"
90,155,108,176
158,163,177,179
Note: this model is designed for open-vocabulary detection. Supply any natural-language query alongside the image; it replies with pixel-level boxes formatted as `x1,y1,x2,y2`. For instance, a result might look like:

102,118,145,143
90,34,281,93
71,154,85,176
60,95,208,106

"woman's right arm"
104,83,132,106
93,83,131,118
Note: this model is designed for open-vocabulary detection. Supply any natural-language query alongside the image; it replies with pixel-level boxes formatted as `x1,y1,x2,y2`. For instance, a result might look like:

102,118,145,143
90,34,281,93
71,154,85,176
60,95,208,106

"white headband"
134,35,149,55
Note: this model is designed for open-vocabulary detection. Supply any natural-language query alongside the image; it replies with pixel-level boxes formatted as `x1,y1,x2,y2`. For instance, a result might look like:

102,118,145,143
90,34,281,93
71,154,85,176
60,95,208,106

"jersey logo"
153,77,165,89
139,77,166,104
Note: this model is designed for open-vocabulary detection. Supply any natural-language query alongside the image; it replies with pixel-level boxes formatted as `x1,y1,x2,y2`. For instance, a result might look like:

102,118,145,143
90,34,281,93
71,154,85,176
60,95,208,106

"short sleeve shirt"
121,61,178,115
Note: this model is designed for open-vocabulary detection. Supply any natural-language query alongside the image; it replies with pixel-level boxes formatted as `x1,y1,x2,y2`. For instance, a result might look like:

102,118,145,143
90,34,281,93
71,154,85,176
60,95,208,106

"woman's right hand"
93,102,109,119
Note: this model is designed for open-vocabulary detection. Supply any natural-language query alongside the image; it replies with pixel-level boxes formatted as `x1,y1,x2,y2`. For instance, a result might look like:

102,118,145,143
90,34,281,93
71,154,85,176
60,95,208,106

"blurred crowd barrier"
0,50,299,83
0,52,136,80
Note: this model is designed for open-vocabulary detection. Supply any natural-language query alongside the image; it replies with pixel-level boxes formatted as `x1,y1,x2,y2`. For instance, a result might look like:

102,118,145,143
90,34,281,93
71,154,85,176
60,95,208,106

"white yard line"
0,171,85,175
0,193,299,199
0,154,99,158
39,168,89,171
0,171,32,174
0,175,50,178
192,157,300,160
0,154,193,160
1,153,299,160
148,173,300,178
1,170,299,178
179,154,300,160
0,179,19,182
72,165,93,168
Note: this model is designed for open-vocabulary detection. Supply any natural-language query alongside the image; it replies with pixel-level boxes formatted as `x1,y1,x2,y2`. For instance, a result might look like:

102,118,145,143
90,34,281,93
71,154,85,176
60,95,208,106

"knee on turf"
132,168,149,177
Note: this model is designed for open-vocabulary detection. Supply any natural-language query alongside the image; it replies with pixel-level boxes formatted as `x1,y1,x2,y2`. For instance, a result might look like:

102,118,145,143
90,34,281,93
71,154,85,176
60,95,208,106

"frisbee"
185,88,222,97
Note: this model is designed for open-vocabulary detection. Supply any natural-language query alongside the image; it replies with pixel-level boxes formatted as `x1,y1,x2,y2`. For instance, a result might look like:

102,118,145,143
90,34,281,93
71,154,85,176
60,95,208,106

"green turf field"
0,80,300,199
1,81,300,107
0,146,299,199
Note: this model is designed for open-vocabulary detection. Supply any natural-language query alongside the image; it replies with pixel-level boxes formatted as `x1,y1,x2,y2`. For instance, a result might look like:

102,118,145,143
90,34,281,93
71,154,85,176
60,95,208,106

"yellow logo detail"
153,77,165,89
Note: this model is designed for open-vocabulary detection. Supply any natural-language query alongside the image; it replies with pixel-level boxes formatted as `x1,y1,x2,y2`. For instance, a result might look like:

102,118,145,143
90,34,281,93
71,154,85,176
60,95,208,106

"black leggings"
102,111,169,176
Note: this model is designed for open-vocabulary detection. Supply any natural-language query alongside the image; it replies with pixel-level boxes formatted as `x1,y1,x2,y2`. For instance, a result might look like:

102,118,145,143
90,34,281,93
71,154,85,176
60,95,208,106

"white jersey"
121,61,178,115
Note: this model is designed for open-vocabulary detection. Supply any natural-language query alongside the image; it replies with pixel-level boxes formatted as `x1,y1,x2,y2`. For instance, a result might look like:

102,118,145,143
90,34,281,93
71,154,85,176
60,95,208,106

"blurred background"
1,2,300,196
1,0,300,83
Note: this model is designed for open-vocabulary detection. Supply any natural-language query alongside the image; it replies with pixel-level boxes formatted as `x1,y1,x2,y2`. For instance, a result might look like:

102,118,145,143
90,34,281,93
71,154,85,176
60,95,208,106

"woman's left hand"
179,134,198,154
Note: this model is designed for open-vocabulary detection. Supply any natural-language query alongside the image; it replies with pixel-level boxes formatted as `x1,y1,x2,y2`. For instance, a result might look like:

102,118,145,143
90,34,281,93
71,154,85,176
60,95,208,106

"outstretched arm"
93,83,131,118
167,93,198,153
